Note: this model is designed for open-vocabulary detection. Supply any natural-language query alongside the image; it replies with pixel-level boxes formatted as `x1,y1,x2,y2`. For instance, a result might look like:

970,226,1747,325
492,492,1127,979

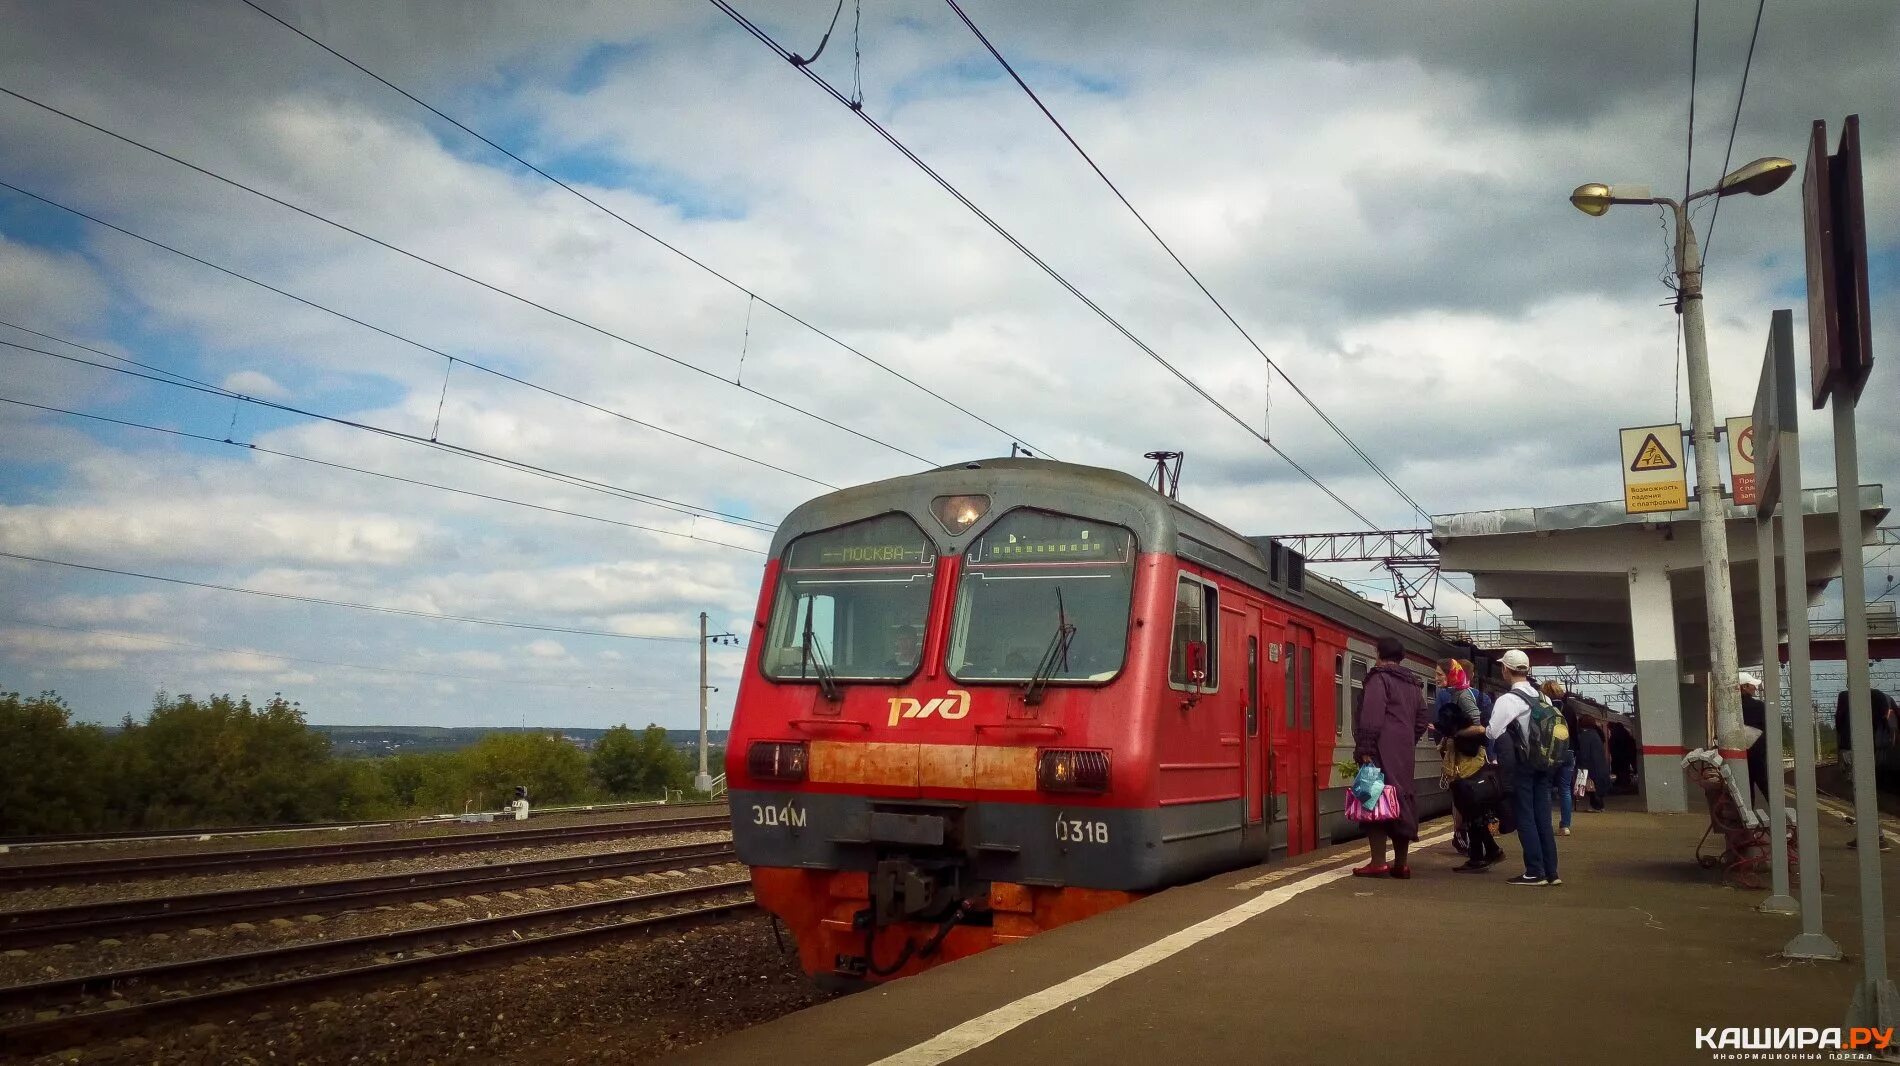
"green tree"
591,724,646,798
110,692,345,827
458,731,593,808
0,691,109,834
634,724,691,795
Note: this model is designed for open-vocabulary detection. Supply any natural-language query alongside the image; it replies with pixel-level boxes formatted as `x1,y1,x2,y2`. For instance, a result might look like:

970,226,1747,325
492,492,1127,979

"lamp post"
697,611,738,793
1569,157,1796,777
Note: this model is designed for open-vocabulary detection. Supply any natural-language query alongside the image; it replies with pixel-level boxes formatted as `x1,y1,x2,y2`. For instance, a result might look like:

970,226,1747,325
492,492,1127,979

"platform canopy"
1432,485,1887,673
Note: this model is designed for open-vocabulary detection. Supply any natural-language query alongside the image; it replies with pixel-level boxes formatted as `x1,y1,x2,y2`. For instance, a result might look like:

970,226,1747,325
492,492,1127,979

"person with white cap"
1487,648,1560,885
1739,672,1768,807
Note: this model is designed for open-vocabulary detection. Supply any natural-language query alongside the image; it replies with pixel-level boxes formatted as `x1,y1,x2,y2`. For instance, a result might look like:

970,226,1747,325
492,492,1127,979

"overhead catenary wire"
0,85,936,468
943,0,1429,524
0,551,701,642
3,618,659,692
1699,0,1769,266
707,0,1379,528
0,178,836,491
0,329,778,534
234,0,1044,456
0,394,772,555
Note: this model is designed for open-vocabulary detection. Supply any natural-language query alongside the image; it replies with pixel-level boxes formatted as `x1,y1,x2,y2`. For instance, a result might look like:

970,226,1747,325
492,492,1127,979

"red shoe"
1389,866,1412,879
1351,863,1391,877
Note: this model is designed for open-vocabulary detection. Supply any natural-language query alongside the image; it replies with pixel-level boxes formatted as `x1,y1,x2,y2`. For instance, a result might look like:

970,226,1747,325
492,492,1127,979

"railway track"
0,879,755,1059
0,813,731,888
0,839,737,948
0,799,721,849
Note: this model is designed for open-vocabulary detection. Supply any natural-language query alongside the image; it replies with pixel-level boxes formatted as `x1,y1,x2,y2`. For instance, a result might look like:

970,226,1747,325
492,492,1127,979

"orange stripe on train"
808,740,1037,789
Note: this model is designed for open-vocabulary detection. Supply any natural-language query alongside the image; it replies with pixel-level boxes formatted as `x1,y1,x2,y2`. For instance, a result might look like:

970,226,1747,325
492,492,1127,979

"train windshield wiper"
799,597,841,701
1023,586,1076,706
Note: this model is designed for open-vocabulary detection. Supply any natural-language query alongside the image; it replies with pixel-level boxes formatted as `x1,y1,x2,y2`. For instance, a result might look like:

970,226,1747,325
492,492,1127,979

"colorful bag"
1346,783,1401,823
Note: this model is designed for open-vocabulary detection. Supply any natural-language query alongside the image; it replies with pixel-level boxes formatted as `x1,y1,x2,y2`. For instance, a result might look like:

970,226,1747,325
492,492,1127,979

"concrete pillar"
1629,564,1688,812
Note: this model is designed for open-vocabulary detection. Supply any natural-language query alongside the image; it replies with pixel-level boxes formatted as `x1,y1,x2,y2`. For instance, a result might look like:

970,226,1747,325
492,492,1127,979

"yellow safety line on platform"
870,829,1454,1066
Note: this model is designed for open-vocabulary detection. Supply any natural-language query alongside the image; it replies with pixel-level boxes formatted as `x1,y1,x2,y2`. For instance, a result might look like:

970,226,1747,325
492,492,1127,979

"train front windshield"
948,510,1134,683
762,513,937,681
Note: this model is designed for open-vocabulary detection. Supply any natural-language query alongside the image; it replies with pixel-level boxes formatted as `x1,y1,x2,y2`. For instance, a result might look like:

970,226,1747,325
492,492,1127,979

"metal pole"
695,610,713,793
1756,512,1796,913
1778,424,1840,959
1674,207,1747,760
1833,398,1896,1028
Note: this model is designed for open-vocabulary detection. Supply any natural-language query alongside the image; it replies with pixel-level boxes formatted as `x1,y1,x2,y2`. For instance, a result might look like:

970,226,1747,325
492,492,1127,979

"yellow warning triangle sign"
1630,432,1677,472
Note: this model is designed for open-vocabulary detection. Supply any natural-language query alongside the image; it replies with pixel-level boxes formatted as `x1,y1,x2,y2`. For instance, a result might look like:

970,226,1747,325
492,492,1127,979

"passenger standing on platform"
1434,659,1481,854
1544,680,1575,836
1739,673,1770,806
1353,637,1430,879
1488,650,1560,885
1574,719,1611,814
1839,688,1897,851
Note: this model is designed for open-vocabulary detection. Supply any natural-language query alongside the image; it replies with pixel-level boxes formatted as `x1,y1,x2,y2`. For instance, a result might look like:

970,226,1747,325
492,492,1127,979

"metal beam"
1267,529,1433,563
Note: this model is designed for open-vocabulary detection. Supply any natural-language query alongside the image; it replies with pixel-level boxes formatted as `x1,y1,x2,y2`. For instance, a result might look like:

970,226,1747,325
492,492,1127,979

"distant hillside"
311,725,728,758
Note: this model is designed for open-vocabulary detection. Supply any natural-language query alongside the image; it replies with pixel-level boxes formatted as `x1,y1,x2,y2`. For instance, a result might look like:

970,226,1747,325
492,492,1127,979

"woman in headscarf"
1353,636,1430,878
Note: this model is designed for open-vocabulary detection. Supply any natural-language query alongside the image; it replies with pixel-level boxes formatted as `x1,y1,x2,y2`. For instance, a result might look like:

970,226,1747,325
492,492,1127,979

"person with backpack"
1434,659,1480,854
1543,680,1576,836
1437,660,1504,871
1351,637,1431,879
1487,649,1567,885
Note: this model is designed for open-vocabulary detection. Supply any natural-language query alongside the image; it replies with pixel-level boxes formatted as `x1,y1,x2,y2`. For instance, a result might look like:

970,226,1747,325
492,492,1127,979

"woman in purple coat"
1353,636,1431,878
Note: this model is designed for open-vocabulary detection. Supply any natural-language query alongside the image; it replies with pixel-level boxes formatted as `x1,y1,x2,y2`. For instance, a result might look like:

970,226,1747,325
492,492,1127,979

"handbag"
1346,783,1401,823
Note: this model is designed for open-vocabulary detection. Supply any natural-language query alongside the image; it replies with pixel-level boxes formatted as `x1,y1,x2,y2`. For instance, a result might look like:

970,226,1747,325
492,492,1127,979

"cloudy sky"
0,0,1894,729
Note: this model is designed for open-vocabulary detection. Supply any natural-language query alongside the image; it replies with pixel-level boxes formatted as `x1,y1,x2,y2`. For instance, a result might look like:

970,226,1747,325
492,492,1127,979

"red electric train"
726,457,1462,983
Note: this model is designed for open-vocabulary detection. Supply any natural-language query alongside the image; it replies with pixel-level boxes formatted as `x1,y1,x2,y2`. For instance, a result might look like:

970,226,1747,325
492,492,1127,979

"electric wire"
943,0,1428,523
0,178,836,490
1700,0,1769,265
0,84,935,467
0,394,771,555
2,618,653,692
233,0,1046,456
0,551,700,642
0,329,778,534
1684,0,1700,211
706,0,1379,527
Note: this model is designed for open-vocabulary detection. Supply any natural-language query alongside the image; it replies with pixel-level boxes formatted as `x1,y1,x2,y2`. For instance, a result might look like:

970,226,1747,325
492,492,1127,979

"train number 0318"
1056,817,1109,844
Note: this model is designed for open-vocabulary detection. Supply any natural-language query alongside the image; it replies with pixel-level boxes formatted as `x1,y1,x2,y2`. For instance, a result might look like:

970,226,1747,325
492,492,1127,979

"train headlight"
747,740,809,781
931,494,990,535
1037,749,1110,793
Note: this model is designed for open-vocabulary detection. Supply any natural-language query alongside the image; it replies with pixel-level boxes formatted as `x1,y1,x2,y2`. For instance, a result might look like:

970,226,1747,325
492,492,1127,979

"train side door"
1283,623,1317,854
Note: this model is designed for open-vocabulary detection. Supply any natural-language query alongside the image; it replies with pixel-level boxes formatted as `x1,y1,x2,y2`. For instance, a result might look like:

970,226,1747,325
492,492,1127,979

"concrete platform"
681,800,1900,1066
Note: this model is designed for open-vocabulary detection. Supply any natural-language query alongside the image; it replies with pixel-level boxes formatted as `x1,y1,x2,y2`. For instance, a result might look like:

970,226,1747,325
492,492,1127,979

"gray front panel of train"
732,789,1267,893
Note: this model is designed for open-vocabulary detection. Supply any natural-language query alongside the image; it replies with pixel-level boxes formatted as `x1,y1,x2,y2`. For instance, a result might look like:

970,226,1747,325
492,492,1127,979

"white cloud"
0,0,1891,728
220,369,290,400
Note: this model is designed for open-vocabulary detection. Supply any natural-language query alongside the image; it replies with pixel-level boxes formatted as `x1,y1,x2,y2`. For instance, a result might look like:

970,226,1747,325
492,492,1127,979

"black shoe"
1505,874,1545,886
1846,837,1892,851
1453,859,1488,872
1544,877,1563,886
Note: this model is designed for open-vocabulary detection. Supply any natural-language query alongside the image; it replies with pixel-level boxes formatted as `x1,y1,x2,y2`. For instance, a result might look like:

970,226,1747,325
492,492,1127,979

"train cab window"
762,513,937,682
947,510,1135,683
1168,577,1219,689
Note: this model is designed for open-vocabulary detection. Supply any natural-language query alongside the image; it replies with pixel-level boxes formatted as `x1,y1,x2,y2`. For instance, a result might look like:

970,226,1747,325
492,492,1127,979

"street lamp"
1568,156,1795,771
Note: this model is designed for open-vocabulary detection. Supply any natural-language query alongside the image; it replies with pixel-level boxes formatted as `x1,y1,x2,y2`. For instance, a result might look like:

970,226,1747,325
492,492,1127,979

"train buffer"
681,809,1900,1065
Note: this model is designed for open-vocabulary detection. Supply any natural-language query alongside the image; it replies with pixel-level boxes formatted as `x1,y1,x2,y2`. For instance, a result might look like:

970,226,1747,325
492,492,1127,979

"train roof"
770,456,1463,661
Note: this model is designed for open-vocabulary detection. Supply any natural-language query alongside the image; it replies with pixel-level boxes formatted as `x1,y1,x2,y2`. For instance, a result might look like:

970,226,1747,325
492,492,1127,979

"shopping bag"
1573,768,1591,798
1350,763,1386,809
1346,784,1401,823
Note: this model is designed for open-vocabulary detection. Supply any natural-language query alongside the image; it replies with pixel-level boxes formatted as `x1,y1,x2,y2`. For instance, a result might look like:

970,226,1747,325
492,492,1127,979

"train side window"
1348,657,1369,735
1168,576,1219,690
1298,644,1312,728
1335,654,1346,737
